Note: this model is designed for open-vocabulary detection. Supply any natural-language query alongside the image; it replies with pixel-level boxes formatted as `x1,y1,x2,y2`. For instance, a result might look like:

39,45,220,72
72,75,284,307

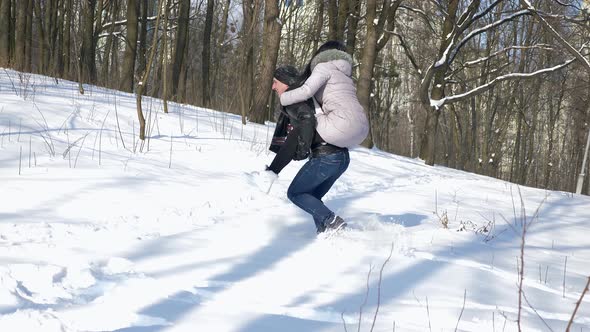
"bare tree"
0,0,11,66
327,0,338,40
396,1,577,165
14,0,27,71
161,0,170,113
239,0,259,124
80,0,97,83
62,0,72,78
120,0,139,92
346,0,361,55
202,0,215,107
171,0,190,101
136,0,149,78
211,0,232,108
136,0,164,141
358,0,402,148
313,0,324,52
251,0,282,123
32,1,48,73
336,0,349,41
518,0,590,194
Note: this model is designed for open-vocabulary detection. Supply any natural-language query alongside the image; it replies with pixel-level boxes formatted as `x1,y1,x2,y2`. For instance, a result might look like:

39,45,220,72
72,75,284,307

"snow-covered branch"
456,0,484,31
98,31,123,40
446,61,511,83
520,0,590,73
449,10,531,64
100,18,129,32
436,58,576,107
463,0,503,30
552,0,584,11
101,15,162,32
461,45,555,68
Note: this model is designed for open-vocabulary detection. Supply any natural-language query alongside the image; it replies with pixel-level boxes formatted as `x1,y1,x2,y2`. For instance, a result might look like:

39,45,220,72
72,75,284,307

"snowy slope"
0,69,588,332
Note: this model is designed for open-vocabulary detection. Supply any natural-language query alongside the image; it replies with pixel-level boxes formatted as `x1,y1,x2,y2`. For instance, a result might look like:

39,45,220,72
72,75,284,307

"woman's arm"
279,64,331,106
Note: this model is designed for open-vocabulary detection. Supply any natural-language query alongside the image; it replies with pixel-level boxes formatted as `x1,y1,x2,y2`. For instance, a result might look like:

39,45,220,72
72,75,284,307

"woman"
279,40,369,148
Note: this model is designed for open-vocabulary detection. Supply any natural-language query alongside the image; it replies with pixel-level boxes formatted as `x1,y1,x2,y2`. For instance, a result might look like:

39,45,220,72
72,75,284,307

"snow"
522,0,535,10
0,69,589,332
430,98,445,110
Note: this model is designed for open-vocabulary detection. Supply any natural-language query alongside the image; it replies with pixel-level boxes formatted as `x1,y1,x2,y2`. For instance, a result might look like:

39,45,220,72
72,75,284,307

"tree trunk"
163,0,169,112
137,0,148,78
327,0,338,40
120,0,139,92
0,0,11,66
357,0,378,148
544,77,565,188
15,0,26,71
46,0,58,75
201,0,215,107
419,0,460,165
239,0,257,124
101,0,116,87
447,104,458,169
80,0,96,83
54,0,65,77
63,0,71,78
211,0,231,108
311,0,323,52
171,0,190,101
358,0,401,148
93,0,104,41
345,0,360,55
33,1,47,73
24,0,32,72
335,0,348,41
136,0,163,141
467,97,477,172
51,0,61,74
251,0,281,124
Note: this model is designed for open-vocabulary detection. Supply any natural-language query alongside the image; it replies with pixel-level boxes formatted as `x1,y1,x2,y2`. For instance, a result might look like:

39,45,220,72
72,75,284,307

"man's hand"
248,169,278,194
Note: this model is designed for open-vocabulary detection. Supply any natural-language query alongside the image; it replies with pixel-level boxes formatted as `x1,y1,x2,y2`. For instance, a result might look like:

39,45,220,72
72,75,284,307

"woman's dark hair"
300,40,347,81
314,40,346,55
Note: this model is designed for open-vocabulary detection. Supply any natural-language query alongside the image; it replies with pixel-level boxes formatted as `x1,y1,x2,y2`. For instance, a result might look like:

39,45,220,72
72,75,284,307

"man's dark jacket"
268,97,316,174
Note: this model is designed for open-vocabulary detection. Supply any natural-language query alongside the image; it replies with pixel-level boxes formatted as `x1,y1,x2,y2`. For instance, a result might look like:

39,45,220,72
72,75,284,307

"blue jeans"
287,149,350,232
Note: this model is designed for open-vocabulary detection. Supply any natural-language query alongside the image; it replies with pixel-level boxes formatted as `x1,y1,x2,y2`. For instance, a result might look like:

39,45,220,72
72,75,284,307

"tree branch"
520,0,590,73
398,5,436,33
393,32,423,79
449,44,555,73
461,0,503,32
449,9,531,65
439,58,576,107
566,276,590,331
456,0,482,30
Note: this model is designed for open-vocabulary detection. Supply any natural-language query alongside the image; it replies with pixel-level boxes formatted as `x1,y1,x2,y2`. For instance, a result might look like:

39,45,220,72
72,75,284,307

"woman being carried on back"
280,40,369,149
265,40,368,235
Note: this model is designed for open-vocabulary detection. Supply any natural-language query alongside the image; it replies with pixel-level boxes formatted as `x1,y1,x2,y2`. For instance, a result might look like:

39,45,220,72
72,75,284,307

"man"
261,65,349,234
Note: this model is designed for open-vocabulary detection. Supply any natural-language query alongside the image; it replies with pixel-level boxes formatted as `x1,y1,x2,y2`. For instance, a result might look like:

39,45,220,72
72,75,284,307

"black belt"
311,142,347,158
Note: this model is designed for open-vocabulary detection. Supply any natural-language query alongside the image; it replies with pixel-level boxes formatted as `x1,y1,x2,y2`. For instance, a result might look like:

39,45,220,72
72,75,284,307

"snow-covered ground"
0,69,588,332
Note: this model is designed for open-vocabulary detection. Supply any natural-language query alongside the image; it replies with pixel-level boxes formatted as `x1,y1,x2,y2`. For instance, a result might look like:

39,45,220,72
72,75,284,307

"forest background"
0,0,589,195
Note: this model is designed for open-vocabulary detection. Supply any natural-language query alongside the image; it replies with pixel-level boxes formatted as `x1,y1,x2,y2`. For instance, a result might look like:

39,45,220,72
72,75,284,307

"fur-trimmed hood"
279,47,368,148
310,49,353,71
